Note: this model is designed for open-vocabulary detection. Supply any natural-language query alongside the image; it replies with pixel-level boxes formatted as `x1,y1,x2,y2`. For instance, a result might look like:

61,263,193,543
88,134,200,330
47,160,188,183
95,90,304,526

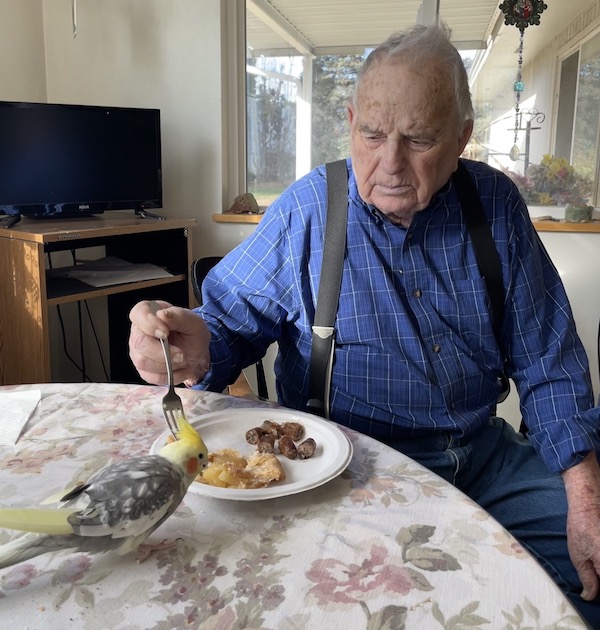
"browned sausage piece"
280,422,305,441
278,434,298,459
257,433,276,453
260,420,282,438
297,438,316,459
245,427,265,445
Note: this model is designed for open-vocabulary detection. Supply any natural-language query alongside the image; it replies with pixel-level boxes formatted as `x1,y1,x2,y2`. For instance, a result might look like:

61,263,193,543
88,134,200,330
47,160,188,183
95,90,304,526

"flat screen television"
0,100,162,219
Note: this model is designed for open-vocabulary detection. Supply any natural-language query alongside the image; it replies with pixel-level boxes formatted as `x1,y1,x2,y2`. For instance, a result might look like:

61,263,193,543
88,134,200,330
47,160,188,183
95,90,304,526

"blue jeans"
388,417,599,628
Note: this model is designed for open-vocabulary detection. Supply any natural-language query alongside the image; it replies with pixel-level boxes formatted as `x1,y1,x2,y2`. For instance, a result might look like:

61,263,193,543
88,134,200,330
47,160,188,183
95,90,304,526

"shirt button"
432,343,441,353
413,288,422,298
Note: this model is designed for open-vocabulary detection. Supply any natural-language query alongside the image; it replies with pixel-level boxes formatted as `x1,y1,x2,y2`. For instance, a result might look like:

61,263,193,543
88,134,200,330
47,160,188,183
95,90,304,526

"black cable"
55,304,91,381
83,300,110,381
47,251,89,381
70,249,91,383
77,300,86,379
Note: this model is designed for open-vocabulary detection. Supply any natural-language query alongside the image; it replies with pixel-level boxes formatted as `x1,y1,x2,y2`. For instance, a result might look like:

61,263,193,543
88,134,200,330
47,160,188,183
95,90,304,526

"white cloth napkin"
0,389,41,445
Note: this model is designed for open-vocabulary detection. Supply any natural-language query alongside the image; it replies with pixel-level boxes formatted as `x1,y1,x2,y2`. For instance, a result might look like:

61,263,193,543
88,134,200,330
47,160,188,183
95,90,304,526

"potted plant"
506,154,594,222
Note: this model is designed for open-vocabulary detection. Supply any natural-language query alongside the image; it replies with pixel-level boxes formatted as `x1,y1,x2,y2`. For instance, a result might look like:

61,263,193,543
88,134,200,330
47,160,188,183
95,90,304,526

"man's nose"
381,139,407,172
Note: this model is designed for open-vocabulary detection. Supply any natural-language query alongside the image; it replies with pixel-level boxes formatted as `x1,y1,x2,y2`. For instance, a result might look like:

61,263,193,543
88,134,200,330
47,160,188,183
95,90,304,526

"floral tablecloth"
0,383,587,629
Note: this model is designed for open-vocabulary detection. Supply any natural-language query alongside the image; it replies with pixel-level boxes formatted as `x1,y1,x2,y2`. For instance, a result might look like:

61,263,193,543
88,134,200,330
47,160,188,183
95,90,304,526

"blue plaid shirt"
197,158,600,472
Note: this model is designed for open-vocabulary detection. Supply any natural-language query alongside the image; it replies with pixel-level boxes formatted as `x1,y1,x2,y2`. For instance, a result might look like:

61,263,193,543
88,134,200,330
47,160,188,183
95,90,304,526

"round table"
0,383,588,629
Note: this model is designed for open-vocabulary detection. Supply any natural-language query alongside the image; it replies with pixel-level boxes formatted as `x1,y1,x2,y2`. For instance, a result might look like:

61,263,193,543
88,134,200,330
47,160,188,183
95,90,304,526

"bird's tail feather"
0,532,73,569
0,508,77,535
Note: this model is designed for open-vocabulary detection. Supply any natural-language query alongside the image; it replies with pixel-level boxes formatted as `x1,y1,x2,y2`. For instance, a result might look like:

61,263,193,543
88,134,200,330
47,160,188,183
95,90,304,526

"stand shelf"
0,212,196,385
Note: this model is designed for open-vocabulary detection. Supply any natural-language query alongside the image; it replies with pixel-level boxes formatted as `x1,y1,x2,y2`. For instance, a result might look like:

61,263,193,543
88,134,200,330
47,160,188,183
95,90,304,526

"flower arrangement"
506,154,593,206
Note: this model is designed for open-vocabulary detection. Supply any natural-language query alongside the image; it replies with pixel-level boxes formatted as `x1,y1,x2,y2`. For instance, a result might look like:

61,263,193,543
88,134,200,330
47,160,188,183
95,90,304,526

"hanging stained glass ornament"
72,0,78,38
499,1,548,161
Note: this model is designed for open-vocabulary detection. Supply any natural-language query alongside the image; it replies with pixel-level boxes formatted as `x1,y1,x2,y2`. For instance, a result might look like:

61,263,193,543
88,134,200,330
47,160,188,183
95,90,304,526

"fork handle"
148,301,175,389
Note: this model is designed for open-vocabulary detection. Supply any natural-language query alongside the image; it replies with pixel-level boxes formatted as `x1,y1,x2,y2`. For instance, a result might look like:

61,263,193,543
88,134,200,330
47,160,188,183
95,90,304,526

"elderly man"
129,24,600,624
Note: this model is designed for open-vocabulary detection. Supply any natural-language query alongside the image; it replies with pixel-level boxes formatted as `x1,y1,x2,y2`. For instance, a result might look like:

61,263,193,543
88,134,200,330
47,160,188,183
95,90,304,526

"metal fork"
149,301,186,438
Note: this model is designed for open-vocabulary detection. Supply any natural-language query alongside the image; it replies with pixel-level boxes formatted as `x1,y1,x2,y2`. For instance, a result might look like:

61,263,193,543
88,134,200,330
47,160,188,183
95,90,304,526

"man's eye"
408,138,431,150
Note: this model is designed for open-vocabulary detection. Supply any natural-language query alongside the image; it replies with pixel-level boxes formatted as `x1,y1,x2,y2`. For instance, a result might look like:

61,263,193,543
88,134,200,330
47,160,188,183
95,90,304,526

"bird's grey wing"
66,455,185,539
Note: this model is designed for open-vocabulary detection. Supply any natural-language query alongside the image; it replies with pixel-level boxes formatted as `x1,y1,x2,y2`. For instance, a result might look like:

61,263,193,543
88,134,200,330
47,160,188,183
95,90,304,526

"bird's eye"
198,453,204,460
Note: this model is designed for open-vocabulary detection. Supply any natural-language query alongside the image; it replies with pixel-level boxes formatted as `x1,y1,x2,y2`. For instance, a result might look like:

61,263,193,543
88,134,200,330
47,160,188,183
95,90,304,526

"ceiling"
246,0,589,108
247,0,500,55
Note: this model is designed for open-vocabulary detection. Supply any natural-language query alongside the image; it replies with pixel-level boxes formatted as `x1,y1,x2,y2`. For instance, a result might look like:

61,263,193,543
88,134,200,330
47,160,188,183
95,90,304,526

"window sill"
212,213,262,224
211,213,600,234
532,219,600,233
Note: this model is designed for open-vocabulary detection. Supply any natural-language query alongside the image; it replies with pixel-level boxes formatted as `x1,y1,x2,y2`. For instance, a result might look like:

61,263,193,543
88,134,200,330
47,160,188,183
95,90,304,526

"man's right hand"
128,300,211,386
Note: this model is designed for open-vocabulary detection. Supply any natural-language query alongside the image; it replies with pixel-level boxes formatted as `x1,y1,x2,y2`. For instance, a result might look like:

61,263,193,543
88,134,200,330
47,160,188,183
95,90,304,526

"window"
246,55,301,206
568,33,600,204
246,52,364,207
552,31,600,206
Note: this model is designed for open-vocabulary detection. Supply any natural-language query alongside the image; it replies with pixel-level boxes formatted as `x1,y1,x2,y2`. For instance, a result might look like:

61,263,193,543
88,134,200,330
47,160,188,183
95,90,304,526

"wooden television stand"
0,211,196,385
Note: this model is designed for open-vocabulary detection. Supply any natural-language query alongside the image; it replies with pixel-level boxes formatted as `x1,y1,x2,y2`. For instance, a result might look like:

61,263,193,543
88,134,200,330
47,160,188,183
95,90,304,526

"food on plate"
245,427,264,445
260,420,281,438
278,434,298,459
257,433,276,453
280,422,305,441
199,448,285,489
245,419,316,460
297,438,316,460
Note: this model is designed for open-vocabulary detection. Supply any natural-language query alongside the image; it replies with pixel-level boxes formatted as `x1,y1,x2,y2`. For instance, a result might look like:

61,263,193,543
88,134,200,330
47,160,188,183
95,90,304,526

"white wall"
498,229,600,429
0,0,46,101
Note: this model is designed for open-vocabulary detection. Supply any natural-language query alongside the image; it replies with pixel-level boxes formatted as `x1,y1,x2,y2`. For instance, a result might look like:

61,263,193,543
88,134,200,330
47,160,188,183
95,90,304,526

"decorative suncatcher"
72,0,78,38
499,1,548,161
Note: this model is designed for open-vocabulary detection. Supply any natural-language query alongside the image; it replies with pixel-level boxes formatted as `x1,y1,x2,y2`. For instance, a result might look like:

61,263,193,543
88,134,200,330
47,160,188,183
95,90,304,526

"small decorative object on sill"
565,203,593,223
225,192,262,215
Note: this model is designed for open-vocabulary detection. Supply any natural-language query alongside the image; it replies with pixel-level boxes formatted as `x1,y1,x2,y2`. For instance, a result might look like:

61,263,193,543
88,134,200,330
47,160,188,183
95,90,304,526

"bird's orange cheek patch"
186,458,199,476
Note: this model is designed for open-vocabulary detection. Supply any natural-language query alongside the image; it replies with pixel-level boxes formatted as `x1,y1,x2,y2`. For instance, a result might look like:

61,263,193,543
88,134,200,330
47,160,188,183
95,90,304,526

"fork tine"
159,338,182,438
163,407,181,439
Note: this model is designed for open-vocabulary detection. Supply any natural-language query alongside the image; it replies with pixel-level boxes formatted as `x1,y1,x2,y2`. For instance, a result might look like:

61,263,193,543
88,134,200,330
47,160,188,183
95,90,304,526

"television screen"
0,101,162,218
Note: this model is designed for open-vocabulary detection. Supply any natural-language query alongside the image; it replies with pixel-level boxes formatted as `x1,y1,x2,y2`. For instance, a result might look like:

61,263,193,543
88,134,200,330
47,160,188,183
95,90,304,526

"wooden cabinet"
0,212,196,385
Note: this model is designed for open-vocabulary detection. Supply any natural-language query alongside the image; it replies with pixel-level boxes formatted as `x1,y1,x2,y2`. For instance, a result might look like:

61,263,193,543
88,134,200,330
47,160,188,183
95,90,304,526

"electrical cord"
83,299,109,381
48,252,89,380
71,249,110,381
55,304,91,381
47,251,110,382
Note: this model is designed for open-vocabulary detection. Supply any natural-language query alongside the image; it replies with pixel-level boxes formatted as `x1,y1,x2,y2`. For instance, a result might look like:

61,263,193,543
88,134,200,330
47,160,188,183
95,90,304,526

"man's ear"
347,104,355,126
458,119,474,155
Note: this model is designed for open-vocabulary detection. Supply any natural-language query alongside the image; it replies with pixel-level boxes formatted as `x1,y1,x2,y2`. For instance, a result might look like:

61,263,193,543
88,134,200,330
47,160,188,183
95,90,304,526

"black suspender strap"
452,161,510,403
452,162,505,335
306,160,348,418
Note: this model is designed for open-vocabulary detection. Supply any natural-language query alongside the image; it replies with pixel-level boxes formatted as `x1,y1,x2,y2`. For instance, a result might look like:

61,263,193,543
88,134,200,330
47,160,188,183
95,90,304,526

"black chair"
191,257,269,400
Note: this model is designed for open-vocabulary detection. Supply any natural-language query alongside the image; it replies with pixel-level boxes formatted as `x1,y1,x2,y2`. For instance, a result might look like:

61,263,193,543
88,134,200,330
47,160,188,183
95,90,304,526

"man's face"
348,57,473,224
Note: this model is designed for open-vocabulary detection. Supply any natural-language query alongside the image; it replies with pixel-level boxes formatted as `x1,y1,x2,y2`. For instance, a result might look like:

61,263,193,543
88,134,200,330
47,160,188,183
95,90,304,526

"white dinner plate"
150,407,353,501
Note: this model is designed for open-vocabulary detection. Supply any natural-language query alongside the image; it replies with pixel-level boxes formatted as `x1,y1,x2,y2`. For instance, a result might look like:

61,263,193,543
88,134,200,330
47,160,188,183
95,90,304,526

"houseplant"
506,154,593,222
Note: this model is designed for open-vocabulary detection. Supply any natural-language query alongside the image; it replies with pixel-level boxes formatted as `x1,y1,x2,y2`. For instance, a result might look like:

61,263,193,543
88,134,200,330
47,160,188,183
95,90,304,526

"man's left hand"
562,452,600,601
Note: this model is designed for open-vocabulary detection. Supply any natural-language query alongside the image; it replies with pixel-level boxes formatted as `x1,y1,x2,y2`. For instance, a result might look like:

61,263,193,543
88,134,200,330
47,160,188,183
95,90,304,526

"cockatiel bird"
0,416,207,569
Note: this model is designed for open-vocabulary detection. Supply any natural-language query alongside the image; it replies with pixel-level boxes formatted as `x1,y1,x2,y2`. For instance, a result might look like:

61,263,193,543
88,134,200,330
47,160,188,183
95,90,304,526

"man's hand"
562,451,600,601
128,300,211,386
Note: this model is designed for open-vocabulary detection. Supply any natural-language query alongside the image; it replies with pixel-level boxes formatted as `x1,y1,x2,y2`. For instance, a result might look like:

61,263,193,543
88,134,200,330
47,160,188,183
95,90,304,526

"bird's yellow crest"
176,415,205,450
